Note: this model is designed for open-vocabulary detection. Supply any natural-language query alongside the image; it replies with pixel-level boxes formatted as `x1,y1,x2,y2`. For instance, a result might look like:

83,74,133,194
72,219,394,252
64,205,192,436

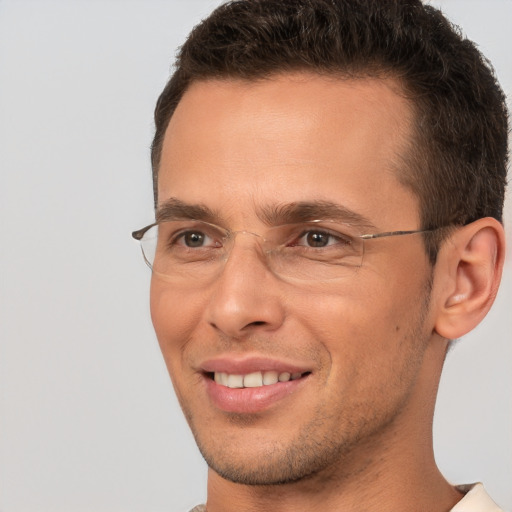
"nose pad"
228,229,265,248
205,233,286,338
225,229,269,262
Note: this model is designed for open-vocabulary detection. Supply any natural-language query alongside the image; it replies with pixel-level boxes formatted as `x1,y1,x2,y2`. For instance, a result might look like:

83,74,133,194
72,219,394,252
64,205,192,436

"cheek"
150,279,207,365
297,276,422,367
303,287,428,424
297,279,398,339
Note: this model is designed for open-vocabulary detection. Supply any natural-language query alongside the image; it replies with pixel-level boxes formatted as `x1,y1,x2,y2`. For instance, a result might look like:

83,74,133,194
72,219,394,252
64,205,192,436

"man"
133,0,508,510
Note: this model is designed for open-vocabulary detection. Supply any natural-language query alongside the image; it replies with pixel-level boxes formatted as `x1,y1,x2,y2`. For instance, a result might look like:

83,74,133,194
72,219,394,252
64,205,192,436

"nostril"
250,321,266,326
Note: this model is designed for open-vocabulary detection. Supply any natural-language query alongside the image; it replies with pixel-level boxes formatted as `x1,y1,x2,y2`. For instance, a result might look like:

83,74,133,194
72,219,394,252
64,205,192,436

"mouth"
200,359,312,413
207,370,310,389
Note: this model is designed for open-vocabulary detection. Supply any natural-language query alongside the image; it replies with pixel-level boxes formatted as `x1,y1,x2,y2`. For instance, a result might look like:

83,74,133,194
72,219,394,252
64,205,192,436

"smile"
200,356,313,412
212,370,306,388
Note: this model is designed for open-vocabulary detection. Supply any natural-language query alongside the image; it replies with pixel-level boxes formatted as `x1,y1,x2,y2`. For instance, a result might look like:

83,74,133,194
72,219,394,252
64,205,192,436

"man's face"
151,74,436,485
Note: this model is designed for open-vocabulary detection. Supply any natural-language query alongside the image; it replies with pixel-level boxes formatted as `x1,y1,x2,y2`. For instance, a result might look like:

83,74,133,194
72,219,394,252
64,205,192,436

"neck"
204,337,463,512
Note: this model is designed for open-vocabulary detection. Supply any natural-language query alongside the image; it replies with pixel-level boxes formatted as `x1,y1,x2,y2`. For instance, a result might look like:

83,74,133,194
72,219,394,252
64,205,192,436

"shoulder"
188,506,206,512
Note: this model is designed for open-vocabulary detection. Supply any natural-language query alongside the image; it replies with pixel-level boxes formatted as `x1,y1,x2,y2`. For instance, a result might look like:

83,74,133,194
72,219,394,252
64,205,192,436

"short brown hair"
151,0,509,262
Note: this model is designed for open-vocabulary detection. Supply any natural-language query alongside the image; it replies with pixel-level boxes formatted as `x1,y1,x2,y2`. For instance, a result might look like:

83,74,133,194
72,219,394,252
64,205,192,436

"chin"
191,420,350,486
202,448,331,486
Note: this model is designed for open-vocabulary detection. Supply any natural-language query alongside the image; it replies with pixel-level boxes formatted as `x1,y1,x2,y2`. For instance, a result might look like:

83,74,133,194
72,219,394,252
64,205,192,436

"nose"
205,236,286,339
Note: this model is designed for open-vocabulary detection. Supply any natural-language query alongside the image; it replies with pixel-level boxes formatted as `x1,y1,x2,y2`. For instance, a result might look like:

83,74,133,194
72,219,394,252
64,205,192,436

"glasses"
132,219,435,283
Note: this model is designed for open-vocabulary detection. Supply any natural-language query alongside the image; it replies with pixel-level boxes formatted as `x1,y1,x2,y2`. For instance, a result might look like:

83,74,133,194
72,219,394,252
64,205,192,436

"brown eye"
306,231,330,247
292,227,353,250
183,231,206,247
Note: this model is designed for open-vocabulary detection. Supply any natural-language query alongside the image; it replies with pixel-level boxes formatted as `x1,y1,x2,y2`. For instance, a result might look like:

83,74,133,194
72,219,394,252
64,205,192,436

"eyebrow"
156,198,377,231
257,201,378,231
155,198,221,223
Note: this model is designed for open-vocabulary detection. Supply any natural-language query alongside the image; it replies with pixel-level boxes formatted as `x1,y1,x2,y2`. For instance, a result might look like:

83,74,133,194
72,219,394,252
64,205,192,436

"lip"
200,355,310,375
203,373,310,413
199,355,312,414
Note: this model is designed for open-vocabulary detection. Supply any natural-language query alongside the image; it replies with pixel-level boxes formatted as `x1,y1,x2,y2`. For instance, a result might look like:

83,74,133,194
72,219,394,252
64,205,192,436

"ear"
433,217,505,340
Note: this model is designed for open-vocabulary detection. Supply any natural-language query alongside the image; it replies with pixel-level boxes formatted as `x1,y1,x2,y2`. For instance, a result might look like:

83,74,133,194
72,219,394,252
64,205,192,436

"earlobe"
434,218,505,340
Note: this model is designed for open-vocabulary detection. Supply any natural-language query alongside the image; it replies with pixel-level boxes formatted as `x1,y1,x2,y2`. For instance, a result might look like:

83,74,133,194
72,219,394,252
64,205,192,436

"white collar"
451,483,504,511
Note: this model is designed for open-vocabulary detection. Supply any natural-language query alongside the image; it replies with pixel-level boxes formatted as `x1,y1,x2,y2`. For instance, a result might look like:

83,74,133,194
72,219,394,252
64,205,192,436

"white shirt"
188,482,505,512
452,483,504,511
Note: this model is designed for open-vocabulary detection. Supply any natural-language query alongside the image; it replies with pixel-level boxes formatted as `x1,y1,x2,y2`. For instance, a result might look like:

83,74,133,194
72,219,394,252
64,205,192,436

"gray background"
0,1,510,511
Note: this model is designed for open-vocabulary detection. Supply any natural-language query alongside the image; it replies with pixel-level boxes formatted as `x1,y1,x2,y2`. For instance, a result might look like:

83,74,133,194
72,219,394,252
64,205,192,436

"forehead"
158,73,419,229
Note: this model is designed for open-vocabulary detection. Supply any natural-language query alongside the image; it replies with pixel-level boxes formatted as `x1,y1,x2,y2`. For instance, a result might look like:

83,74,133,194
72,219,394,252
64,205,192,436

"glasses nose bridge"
220,229,280,275
225,228,269,253
215,227,290,283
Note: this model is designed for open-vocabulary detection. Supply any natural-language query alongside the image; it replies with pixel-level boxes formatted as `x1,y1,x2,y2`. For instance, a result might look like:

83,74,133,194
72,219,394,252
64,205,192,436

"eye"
175,229,219,248
295,229,351,248
302,231,331,248
181,231,208,248
157,221,225,251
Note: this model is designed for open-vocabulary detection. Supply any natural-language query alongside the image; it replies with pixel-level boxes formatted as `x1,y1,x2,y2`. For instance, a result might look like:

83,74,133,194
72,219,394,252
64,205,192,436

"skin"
150,73,504,511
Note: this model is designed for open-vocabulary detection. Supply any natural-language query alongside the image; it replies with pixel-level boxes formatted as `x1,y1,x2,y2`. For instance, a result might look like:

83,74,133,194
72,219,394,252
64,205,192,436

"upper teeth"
214,370,303,388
